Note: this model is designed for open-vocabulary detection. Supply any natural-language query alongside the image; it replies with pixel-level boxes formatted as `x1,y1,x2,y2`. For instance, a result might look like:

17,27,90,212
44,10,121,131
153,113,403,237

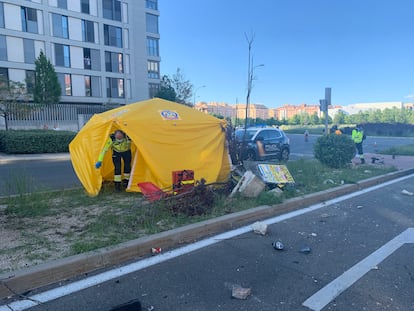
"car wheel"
246,150,256,161
280,148,289,161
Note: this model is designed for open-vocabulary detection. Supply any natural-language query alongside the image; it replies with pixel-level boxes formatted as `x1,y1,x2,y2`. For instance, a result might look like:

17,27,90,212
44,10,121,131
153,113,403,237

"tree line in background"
226,106,414,128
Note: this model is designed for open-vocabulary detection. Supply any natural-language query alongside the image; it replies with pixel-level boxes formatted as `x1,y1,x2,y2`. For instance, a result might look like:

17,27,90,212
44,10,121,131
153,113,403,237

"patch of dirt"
0,204,105,274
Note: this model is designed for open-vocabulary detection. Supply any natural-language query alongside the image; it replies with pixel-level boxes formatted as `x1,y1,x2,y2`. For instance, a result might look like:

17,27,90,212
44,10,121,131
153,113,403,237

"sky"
158,0,414,108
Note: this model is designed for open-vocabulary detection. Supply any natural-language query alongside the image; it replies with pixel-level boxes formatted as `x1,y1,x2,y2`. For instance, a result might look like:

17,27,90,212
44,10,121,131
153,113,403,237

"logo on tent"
160,110,181,120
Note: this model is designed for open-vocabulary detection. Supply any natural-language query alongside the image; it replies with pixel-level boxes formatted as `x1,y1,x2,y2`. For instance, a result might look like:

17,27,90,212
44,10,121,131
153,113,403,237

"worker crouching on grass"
95,130,132,191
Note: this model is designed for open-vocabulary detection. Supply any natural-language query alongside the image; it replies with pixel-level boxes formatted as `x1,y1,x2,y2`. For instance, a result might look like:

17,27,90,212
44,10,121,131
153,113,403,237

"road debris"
251,221,268,235
272,240,284,250
401,189,414,196
268,187,283,197
323,179,335,185
299,245,312,254
151,247,162,255
232,286,252,300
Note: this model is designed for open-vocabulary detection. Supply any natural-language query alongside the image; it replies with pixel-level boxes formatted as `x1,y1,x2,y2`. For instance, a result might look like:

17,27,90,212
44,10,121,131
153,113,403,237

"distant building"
272,104,320,120
0,0,160,105
234,103,269,120
195,101,234,118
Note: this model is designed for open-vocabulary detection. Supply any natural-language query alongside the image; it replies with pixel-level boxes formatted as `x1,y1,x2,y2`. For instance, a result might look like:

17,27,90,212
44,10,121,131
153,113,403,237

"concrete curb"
1,167,414,300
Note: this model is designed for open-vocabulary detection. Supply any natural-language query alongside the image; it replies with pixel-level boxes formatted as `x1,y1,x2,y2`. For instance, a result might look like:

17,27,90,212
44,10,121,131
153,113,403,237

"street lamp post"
193,85,206,106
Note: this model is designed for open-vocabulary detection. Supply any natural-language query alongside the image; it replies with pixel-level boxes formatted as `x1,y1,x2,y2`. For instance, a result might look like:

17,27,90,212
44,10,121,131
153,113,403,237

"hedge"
0,130,76,154
314,134,355,168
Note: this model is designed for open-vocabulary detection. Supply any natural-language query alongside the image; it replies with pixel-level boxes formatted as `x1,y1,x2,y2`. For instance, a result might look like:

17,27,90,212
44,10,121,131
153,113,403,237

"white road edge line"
302,228,414,311
1,174,413,311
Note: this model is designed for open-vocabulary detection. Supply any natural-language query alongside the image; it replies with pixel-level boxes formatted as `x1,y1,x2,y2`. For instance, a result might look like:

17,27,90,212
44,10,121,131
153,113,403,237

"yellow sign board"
257,164,295,184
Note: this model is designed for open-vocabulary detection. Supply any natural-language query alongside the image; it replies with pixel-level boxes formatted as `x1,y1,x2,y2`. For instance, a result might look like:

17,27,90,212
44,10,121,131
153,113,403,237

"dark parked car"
235,127,290,161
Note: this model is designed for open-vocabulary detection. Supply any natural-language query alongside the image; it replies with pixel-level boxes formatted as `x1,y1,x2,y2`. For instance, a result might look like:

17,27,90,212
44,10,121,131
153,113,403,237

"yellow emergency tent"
69,98,230,196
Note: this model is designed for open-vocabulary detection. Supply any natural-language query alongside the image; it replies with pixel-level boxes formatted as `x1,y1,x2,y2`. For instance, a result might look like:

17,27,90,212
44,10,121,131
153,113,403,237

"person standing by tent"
95,130,131,191
352,125,366,164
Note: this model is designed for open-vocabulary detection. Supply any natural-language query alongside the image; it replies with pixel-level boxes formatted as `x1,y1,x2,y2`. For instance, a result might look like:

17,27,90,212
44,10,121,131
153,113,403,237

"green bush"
313,134,355,168
0,130,76,154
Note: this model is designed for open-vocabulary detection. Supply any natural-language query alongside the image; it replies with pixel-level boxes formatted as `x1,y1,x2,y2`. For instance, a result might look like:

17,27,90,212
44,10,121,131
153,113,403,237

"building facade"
0,0,160,105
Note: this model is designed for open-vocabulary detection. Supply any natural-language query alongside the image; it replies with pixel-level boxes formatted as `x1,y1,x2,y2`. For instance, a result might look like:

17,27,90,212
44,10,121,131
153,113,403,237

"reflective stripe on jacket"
98,136,131,161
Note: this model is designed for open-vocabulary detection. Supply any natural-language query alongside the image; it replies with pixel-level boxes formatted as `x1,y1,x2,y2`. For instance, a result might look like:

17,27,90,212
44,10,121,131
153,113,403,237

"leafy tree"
366,109,381,123
156,68,193,106
288,114,301,125
266,117,281,127
0,79,31,130
298,112,310,125
155,75,177,102
34,50,61,105
310,112,320,125
333,110,346,125
171,68,193,105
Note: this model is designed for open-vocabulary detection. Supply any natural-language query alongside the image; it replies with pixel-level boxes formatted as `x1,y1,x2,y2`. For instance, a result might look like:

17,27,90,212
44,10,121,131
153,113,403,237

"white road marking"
1,174,413,311
302,228,414,311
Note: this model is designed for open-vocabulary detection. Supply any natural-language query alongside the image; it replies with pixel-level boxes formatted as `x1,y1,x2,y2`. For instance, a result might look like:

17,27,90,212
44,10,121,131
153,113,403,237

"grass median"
0,159,396,274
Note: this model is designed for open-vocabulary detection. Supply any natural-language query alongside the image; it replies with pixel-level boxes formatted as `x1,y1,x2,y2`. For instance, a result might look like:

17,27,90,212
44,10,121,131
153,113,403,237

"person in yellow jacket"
95,130,131,191
352,125,366,164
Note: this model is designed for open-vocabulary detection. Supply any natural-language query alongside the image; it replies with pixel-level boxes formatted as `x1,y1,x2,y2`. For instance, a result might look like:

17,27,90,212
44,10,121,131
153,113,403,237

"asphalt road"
1,134,413,196
0,158,80,195
15,174,414,311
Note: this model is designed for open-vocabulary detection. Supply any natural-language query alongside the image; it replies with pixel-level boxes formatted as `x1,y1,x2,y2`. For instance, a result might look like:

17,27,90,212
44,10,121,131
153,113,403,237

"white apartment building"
0,0,160,105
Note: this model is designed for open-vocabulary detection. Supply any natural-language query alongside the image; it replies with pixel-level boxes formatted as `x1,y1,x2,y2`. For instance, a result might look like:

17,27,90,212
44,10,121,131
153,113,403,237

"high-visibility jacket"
98,135,131,161
352,129,364,143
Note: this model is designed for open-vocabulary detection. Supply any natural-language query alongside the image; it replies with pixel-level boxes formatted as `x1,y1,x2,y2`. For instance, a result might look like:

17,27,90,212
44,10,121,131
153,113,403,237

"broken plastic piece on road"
151,247,162,255
299,245,311,254
251,221,268,235
272,240,284,250
232,286,252,300
401,189,414,196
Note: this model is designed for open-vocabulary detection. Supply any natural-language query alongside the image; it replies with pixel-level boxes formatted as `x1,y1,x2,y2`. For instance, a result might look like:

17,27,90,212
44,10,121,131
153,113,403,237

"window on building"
0,35,7,61
21,6,38,33
105,51,123,73
0,68,8,86
146,13,158,33
104,24,122,47
148,83,159,98
146,0,158,10
85,75,91,96
55,44,70,67
58,73,72,96
82,20,94,42
23,39,35,64
83,48,100,70
52,14,69,39
84,76,101,97
146,37,159,56
81,0,90,14
25,70,35,94
57,0,67,9
106,77,124,98
147,60,159,79
0,2,4,28
103,0,121,21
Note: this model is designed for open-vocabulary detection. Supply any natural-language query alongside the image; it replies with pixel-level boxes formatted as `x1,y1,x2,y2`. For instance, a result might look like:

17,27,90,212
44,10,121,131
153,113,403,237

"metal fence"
4,103,118,131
